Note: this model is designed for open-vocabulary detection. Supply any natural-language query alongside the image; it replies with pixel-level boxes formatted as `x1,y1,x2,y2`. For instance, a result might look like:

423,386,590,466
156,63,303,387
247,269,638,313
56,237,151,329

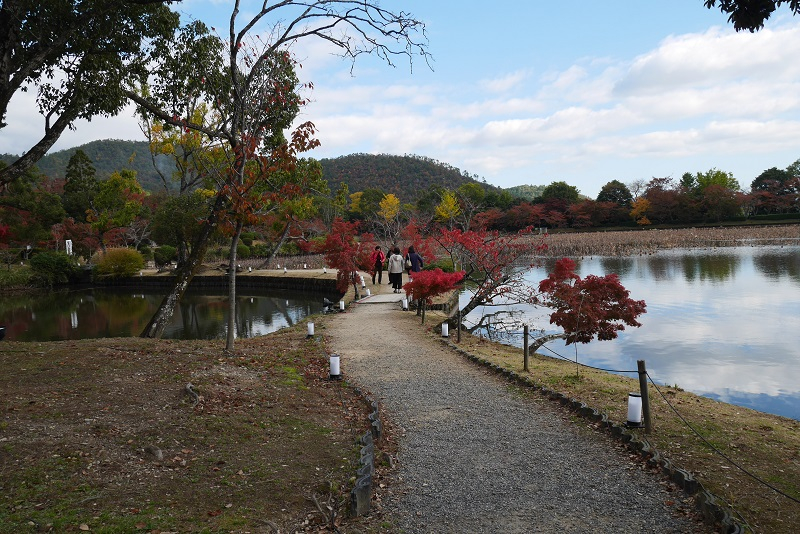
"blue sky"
3,1,800,198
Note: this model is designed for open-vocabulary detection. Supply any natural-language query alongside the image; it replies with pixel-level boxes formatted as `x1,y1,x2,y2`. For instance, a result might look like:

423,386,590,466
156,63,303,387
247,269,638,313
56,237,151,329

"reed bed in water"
530,224,800,258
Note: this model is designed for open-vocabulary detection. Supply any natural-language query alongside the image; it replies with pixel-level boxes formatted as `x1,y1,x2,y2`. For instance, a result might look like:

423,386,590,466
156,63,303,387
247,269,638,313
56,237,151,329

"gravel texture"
326,288,708,533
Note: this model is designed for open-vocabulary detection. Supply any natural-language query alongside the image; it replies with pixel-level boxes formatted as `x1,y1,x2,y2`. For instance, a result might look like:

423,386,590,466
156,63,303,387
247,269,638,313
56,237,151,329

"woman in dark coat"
406,245,423,276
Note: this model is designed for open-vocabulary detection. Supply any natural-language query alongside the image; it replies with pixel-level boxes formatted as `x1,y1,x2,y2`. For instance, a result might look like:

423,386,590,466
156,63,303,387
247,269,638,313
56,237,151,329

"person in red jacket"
370,245,386,284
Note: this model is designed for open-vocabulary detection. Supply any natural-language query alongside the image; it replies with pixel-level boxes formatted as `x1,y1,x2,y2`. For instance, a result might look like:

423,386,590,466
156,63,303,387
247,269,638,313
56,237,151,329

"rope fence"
459,319,800,512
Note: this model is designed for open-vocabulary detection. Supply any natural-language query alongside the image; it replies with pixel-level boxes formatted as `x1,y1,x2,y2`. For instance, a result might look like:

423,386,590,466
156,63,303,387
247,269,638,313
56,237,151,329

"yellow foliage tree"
349,191,363,214
378,193,401,221
376,193,402,242
630,198,651,226
435,191,462,228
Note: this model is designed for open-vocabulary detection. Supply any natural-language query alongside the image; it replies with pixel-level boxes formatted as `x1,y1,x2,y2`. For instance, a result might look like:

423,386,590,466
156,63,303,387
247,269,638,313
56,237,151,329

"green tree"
62,150,99,220
680,172,697,191
0,0,180,186
29,250,80,287
540,181,581,203
751,167,790,191
87,170,146,252
786,158,800,178
596,180,633,205
150,192,212,264
695,168,740,192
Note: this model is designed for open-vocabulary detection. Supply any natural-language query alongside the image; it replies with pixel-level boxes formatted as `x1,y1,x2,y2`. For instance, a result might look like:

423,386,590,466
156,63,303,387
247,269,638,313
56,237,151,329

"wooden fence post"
456,307,461,343
637,360,652,434
523,324,529,372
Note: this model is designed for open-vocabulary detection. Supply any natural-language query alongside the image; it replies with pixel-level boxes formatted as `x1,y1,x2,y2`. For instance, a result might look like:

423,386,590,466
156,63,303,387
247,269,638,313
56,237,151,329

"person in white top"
387,246,405,293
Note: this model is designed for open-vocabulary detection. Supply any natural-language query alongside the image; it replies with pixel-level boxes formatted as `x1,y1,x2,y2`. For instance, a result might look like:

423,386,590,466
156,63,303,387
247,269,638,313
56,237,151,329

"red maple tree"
402,268,465,305
315,218,375,296
536,257,646,350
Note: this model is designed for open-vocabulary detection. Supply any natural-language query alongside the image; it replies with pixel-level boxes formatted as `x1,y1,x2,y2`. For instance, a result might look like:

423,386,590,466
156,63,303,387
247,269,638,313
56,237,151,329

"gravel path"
326,286,707,533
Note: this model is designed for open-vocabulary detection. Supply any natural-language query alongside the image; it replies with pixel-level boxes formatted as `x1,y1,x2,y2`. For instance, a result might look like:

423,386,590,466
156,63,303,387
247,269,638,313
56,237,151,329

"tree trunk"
528,333,567,355
225,221,244,351
0,107,79,187
140,194,226,338
257,220,291,269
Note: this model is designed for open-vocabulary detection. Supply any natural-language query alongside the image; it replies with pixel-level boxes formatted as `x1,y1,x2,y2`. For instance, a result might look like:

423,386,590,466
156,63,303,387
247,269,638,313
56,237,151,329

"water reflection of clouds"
482,247,800,419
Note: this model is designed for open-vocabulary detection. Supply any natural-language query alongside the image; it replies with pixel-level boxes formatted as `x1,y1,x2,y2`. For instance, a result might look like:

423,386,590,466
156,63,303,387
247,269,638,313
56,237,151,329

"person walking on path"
405,245,423,276
326,302,707,533
370,245,386,285
387,246,405,293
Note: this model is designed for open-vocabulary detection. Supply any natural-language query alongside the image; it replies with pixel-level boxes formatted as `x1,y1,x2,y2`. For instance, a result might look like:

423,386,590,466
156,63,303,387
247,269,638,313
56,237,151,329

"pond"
462,246,800,420
0,287,328,341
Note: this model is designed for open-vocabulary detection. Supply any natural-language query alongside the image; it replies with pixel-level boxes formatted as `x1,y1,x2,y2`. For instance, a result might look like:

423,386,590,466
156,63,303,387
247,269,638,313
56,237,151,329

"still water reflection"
1,288,327,341
464,246,800,420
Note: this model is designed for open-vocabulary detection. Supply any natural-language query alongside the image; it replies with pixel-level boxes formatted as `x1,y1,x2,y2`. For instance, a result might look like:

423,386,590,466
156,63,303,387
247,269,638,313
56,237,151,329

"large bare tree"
132,1,430,341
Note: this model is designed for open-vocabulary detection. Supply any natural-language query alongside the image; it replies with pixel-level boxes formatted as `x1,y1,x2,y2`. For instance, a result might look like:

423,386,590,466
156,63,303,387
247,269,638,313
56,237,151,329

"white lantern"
402,298,408,311
365,288,371,297
307,322,315,337
441,322,449,337
627,393,643,427
329,353,342,380
339,300,345,311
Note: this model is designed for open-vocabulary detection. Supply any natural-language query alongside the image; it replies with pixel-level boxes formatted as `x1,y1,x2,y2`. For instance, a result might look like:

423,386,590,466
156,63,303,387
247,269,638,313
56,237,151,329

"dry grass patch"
0,323,370,533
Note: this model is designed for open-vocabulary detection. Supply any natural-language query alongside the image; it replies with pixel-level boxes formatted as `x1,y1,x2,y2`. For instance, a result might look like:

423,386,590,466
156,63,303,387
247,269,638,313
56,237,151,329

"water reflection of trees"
753,250,800,285
641,253,741,283
599,257,635,277
685,253,740,282
3,288,325,341
171,292,324,340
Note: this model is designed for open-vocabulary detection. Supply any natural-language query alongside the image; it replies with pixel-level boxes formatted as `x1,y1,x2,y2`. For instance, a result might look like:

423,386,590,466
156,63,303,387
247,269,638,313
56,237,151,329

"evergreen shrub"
29,251,80,287
153,245,177,268
93,248,145,279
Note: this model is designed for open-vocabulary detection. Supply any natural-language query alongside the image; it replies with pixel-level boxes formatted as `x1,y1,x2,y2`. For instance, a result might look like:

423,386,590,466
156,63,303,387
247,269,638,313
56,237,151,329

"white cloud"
3,6,800,198
479,70,530,93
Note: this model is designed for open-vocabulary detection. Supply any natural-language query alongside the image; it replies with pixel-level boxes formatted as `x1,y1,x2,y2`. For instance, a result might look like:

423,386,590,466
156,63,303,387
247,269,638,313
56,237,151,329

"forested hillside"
320,153,498,202
3,140,173,192
3,143,502,201
505,184,546,201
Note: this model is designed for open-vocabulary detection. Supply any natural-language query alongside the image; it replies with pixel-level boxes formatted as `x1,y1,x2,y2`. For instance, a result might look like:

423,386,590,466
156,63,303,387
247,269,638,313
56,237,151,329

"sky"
2,0,800,198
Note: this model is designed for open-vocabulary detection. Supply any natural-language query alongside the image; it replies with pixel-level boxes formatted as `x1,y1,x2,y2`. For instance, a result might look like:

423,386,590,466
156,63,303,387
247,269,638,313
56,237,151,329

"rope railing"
531,338,800,509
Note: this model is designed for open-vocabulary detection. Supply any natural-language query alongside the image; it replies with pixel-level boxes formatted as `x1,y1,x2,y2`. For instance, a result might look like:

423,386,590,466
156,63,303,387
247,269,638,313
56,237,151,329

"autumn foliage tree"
437,227,547,320
130,1,429,342
316,218,375,298
402,268,465,323
534,257,647,353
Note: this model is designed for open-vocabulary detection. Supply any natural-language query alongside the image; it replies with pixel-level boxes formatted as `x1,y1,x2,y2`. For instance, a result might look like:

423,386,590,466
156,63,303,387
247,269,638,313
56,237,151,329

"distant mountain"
8,140,174,192
5,141,502,201
319,153,499,203
505,184,546,201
